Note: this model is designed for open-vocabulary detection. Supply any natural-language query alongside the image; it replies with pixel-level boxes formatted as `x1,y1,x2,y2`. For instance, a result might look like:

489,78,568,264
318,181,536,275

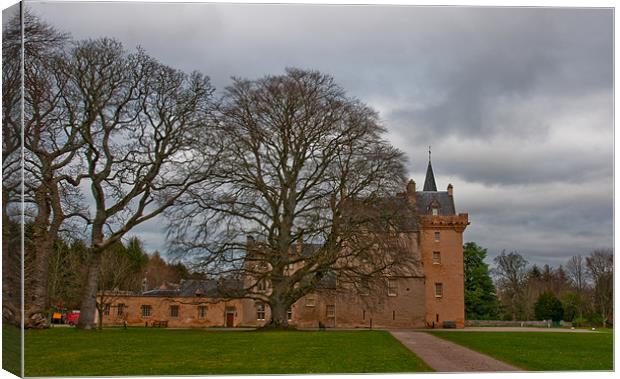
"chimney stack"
447,183,453,197
406,179,416,205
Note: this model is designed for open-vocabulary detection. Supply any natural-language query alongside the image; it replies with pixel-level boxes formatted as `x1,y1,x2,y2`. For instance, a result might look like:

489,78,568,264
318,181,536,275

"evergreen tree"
463,242,500,319
534,291,564,321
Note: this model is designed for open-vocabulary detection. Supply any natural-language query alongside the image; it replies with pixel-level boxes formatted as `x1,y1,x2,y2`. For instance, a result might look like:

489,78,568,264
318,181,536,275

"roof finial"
423,145,437,191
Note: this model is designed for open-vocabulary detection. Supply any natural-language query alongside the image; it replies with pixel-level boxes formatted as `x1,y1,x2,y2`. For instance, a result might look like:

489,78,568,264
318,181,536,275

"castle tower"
417,152,469,328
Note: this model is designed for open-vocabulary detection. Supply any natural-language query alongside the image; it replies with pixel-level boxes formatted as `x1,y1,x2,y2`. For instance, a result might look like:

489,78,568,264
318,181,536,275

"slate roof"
415,191,456,216
141,279,243,297
423,160,437,191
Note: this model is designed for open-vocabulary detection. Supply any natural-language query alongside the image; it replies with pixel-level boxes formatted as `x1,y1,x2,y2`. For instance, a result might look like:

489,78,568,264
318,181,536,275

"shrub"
534,292,564,322
572,316,588,327
588,314,604,327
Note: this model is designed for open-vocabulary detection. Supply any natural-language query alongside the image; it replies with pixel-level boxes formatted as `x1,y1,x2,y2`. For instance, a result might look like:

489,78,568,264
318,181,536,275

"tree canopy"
463,242,499,320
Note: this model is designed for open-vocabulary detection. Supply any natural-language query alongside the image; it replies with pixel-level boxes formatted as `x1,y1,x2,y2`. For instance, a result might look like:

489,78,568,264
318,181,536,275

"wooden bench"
151,320,168,328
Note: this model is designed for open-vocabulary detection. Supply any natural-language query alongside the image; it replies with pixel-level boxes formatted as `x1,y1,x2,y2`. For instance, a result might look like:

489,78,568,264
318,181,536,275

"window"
362,310,366,320
432,208,439,216
435,283,443,298
256,303,265,320
434,232,440,242
287,306,293,321
360,278,370,296
170,305,179,318
141,305,151,318
117,303,125,316
326,305,335,318
103,303,111,316
306,294,316,307
257,279,268,292
393,310,396,320
387,279,398,296
432,251,441,264
197,306,207,319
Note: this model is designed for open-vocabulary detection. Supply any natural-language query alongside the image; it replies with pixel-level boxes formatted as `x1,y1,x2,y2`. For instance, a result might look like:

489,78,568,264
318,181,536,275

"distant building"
99,157,468,328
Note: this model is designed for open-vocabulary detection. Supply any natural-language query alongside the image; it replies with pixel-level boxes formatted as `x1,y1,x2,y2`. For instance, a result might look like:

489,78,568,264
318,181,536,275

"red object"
66,311,80,326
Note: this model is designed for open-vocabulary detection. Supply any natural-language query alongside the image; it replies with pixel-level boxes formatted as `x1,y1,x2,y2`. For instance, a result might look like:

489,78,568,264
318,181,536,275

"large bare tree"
65,38,220,329
2,8,24,326
167,68,412,328
3,11,87,328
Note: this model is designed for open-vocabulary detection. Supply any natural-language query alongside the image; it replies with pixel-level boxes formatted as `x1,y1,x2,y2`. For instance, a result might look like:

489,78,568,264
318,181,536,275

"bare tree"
493,251,529,320
3,11,87,328
585,249,613,327
167,68,411,328
2,8,24,326
64,38,219,329
566,255,587,293
95,238,147,329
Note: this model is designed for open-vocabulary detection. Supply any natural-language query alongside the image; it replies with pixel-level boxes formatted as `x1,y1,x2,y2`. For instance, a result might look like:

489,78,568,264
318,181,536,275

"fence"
465,320,570,328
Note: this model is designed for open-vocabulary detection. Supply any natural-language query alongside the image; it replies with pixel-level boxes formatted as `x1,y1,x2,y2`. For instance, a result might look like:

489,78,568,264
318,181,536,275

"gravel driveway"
390,330,522,372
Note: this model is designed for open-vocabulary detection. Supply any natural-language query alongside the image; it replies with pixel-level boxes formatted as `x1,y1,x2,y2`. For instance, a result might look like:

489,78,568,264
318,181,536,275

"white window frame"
287,306,293,321
432,208,439,216
141,305,151,318
306,295,316,307
434,231,440,242
256,303,265,320
387,279,398,297
432,251,441,264
435,283,443,298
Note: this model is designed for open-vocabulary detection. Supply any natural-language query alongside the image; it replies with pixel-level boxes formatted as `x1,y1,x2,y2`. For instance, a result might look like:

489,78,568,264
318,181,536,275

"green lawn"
25,328,432,376
2,324,21,377
429,331,613,371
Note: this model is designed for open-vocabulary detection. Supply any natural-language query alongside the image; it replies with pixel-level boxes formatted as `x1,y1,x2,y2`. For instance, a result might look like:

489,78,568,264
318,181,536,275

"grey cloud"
26,2,613,267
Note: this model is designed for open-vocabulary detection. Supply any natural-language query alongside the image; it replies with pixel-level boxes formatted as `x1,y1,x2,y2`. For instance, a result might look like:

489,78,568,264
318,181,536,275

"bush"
534,292,564,322
572,316,588,327
588,314,604,327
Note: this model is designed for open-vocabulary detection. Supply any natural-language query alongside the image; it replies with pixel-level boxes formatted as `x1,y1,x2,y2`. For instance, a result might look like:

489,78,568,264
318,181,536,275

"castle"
99,158,469,328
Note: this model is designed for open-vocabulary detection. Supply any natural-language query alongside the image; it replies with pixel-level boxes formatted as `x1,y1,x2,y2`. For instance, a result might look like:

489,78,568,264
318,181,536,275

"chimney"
447,183,453,197
406,179,416,205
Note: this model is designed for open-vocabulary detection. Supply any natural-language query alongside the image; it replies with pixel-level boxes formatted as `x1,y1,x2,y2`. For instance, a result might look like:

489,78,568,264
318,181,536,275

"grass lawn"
25,328,432,376
2,324,21,376
429,331,613,371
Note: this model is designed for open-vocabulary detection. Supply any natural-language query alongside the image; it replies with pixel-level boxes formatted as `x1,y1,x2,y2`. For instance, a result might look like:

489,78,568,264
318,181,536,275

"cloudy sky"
26,1,613,267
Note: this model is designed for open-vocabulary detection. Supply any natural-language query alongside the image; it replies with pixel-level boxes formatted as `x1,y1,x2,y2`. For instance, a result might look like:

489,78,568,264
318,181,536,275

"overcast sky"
26,1,613,267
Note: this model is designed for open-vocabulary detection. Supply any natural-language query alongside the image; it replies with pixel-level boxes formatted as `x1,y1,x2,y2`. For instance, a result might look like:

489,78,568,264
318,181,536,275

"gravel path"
390,331,522,372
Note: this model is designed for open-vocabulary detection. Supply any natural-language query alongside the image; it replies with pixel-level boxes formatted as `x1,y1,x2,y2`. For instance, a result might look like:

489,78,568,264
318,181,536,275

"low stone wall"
465,320,569,327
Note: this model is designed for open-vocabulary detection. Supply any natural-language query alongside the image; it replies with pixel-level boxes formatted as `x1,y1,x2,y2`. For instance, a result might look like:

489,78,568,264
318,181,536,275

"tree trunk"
267,300,290,329
97,303,103,331
77,252,102,330
24,234,55,328
2,189,20,326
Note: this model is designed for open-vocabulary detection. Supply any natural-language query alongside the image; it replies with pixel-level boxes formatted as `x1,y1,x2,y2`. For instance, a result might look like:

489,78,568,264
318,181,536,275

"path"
390,330,522,372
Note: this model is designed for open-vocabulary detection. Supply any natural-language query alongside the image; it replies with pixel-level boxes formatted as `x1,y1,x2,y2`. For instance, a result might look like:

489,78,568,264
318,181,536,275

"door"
226,312,234,327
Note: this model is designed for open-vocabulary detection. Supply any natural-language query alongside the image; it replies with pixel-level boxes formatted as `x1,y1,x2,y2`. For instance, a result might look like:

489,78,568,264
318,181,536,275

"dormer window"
429,199,441,216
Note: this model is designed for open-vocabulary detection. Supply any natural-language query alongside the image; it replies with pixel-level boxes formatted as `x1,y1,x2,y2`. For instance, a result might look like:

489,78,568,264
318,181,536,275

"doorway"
226,310,235,327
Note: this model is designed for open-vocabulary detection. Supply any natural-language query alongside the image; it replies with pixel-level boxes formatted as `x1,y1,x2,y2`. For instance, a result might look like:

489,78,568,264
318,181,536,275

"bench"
151,320,168,328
